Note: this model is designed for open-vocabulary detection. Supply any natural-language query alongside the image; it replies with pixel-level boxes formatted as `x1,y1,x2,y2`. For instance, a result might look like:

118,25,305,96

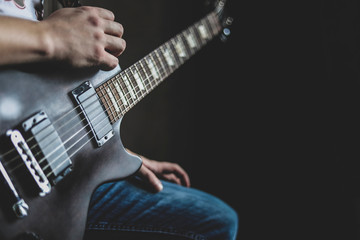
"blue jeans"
84,178,238,240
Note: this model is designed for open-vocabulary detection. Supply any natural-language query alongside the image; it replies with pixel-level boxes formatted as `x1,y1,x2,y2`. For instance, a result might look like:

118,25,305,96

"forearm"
0,16,53,66
0,6,125,70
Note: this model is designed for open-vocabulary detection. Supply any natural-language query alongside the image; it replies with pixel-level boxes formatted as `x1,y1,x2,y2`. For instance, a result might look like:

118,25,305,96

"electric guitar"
0,1,232,239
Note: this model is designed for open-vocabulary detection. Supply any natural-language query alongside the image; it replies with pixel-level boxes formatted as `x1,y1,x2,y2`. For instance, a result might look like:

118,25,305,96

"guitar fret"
204,14,215,36
129,66,144,99
154,49,168,77
138,59,153,91
162,44,175,69
105,81,120,121
168,38,183,67
190,25,202,51
135,61,149,90
118,73,135,107
193,22,206,46
159,45,174,74
164,46,174,74
119,75,132,111
173,35,187,62
97,85,116,123
210,12,222,35
114,80,129,107
204,17,215,39
126,68,139,97
94,8,223,122
146,55,160,81
198,21,210,41
150,52,165,79
133,64,146,92
122,71,137,100
143,57,158,89
167,41,180,69
106,85,120,113
185,28,198,51
112,77,127,114
179,30,193,57
207,13,219,36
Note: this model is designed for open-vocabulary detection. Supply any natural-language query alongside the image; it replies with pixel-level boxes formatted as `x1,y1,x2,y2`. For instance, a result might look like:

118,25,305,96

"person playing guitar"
0,0,238,239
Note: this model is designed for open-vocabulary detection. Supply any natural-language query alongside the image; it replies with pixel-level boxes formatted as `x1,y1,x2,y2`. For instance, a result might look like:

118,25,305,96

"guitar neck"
95,11,222,124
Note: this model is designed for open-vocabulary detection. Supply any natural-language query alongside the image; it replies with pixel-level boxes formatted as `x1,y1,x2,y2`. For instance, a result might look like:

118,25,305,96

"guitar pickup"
7,111,72,196
72,81,114,147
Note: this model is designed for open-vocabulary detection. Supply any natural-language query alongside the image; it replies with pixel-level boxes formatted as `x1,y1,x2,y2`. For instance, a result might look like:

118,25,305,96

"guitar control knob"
13,199,29,218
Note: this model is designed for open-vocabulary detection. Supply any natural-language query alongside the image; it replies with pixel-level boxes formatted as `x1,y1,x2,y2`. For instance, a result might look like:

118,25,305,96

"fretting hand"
41,6,126,70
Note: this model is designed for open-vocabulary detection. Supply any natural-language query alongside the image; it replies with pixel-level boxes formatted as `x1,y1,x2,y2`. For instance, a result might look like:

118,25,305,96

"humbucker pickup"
72,81,114,147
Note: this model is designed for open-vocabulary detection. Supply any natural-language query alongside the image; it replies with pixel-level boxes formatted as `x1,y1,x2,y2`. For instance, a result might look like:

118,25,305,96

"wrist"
37,21,56,62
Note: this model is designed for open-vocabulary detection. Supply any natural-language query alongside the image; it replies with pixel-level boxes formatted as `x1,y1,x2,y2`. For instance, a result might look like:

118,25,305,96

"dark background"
79,1,360,239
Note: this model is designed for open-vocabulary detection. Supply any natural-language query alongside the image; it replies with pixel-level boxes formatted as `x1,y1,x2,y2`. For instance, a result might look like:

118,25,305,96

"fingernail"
157,181,163,192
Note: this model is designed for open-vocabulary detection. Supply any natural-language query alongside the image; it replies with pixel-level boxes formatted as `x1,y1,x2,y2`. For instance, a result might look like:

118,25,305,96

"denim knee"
213,200,238,240
199,193,238,240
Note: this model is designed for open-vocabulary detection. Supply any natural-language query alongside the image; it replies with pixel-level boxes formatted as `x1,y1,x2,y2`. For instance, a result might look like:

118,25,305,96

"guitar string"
2,97,99,165
3,45,187,171
3,23,204,166
0,100,85,159
41,45,205,177
7,61,171,174
3,32,207,176
44,53,195,177
2,42,183,164
1,19,203,162
52,13,221,169
35,66,170,177
3,59,164,168
6,30,208,175
3,15,216,176
25,30,209,175
0,12,214,161
44,15,219,175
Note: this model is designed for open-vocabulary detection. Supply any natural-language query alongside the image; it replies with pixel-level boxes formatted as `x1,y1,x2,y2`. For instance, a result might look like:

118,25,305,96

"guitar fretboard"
95,11,222,124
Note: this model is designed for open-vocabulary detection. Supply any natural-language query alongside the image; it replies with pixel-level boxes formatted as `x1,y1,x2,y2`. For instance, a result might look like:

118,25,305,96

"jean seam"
87,222,207,240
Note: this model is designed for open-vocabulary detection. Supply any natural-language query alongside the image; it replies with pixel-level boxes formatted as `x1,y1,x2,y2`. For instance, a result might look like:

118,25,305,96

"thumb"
138,165,163,193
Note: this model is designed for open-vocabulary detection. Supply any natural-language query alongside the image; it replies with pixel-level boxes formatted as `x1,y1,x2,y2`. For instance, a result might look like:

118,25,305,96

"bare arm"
0,16,52,66
0,6,126,70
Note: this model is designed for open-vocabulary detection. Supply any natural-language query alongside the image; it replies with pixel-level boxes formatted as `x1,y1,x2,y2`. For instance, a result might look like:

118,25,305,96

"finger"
92,7,115,21
162,173,181,185
103,21,124,38
163,163,191,187
138,165,163,193
105,35,126,57
98,53,119,71
79,6,115,21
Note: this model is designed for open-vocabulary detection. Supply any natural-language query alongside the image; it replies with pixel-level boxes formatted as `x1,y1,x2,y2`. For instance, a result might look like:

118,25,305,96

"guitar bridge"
7,129,51,196
7,111,72,196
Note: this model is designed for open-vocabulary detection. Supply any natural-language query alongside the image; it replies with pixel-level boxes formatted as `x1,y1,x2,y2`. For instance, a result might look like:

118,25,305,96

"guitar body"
0,1,230,238
0,66,142,240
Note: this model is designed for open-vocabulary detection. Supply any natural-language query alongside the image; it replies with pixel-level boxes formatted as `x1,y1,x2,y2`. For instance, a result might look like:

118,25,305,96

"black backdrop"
79,1,360,239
